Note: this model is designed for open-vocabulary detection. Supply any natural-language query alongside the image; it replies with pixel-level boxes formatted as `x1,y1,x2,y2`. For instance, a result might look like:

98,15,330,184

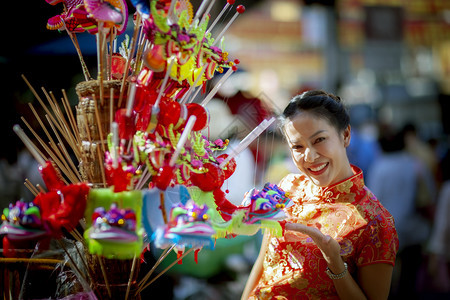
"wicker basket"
75,80,127,185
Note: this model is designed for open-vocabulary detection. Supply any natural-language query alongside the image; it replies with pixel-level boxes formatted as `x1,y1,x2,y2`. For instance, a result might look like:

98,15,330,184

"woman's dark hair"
278,90,350,133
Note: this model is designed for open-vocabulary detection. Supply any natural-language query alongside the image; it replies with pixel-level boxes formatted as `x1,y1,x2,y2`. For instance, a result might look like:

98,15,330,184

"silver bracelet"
325,262,348,280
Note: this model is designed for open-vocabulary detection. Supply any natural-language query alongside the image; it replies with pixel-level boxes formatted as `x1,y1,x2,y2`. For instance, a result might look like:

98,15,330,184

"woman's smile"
307,162,329,175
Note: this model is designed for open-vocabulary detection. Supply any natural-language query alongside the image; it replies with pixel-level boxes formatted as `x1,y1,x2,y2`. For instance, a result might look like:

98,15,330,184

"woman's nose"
304,147,318,162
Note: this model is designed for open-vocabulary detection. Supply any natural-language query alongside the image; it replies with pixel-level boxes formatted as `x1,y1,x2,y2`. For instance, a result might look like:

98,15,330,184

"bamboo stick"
27,103,58,152
137,245,175,288
67,31,91,81
46,91,60,118
25,178,39,194
46,140,74,183
125,255,138,300
119,13,142,107
137,248,194,294
31,84,65,135
0,257,64,265
133,25,146,75
110,88,114,128
62,89,82,147
36,184,46,193
46,115,80,183
50,93,79,148
97,256,112,298
24,179,39,197
97,21,105,106
14,122,47,165
20,115,72,184
45,89,82,161
57,142,82,183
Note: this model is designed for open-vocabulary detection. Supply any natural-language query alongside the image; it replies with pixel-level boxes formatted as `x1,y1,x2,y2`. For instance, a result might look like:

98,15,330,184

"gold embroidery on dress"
264,242,289,284
297,204,316,219
289,203,304,216
308,182,321,199
289,276,309,290
338,192,356,203
259,287,273,300
322,190,335,202
337,180,353,193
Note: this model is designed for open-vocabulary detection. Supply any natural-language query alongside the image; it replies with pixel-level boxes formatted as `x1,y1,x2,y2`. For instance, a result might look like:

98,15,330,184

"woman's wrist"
326,259,347,276
325,262,348,280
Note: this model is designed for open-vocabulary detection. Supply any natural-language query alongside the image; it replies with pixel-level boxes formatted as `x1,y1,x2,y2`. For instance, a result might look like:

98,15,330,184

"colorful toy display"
1,0,290,297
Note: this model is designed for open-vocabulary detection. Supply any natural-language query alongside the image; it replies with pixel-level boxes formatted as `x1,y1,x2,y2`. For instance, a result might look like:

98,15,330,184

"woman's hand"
285,222,344,273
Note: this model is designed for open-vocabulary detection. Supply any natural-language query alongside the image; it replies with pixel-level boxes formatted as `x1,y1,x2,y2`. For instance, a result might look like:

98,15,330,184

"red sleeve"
357,211,399,267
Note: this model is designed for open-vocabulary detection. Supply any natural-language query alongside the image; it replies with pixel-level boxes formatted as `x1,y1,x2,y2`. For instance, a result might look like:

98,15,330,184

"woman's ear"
343,125,351,147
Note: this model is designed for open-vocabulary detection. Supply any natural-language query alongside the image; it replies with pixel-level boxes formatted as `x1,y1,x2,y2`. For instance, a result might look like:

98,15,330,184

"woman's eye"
292,145,303,151
315,137,325,144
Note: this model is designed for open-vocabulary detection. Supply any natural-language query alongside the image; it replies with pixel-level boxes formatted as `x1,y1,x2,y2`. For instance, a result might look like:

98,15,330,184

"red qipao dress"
250,165,399,299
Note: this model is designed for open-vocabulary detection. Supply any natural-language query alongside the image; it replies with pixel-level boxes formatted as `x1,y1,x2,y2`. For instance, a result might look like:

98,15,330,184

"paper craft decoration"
84,188,144,259
189,182,293,238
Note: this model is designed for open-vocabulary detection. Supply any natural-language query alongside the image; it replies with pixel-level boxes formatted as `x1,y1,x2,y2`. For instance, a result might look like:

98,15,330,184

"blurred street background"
1,0,450,299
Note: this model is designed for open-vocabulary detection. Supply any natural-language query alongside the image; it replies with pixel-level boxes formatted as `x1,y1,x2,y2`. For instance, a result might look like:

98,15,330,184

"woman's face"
283,111,353,187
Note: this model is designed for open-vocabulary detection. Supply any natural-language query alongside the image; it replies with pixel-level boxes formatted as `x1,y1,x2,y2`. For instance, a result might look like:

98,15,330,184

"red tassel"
279,220,287,236
177,250,183,264
140,244,151,263
194,248,200,264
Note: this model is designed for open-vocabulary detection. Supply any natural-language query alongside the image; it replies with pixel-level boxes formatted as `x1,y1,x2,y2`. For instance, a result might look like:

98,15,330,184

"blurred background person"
367,124,437,299
402,122,440,218
421,145,450,297
402,122,439,180
346,104,381,182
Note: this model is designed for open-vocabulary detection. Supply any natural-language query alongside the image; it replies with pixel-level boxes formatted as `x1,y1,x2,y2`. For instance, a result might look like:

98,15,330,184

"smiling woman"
282,107,352,187
242,90,399,300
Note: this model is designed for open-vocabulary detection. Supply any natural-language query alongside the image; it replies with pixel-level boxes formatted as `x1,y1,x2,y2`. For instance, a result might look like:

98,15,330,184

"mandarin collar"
314,165,365,203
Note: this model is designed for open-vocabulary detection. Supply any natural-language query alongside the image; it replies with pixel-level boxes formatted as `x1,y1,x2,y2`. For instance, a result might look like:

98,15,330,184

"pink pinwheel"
83,0,128,34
